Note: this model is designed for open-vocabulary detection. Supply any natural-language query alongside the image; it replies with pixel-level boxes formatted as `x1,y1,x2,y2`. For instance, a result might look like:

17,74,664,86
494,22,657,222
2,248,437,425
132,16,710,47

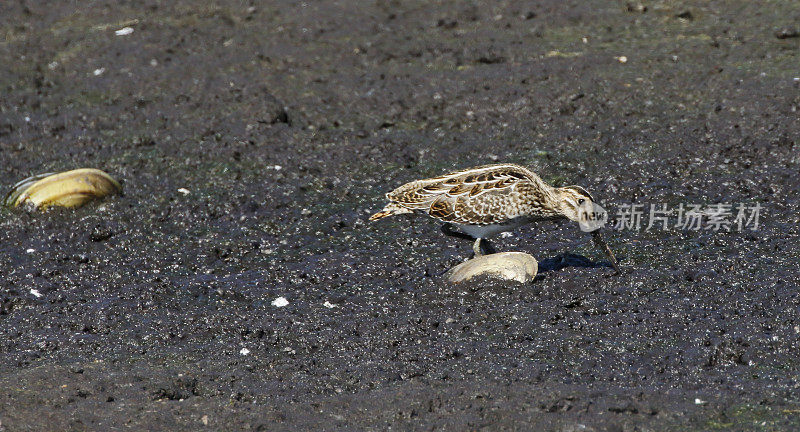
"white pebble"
30,289,42,298
115,27,134,36
271,296,289,307
616,56,628,63
266,165,282,171
239,348,250,355
177,188,190,195
694,398,706,405
93,68,105,76
323,301,337,308
26,248,35,253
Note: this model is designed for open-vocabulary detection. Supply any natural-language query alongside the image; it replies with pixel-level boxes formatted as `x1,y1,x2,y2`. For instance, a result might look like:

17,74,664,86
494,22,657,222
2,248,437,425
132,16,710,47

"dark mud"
1,1,799,430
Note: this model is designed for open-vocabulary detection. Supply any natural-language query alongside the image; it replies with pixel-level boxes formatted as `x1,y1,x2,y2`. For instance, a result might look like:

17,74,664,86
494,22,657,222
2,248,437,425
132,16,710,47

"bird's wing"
387,164,538,224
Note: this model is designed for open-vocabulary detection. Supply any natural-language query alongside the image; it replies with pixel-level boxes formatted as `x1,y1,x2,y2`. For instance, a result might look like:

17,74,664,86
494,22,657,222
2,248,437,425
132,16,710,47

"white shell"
446,252,538,283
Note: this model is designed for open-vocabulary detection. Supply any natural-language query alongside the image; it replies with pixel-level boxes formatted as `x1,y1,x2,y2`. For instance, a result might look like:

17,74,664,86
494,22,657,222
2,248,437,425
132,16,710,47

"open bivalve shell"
5,168,122,210
446,252,538,283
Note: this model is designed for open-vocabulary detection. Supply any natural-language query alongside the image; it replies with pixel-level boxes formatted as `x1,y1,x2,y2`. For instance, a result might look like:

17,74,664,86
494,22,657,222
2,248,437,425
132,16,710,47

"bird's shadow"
535,252,614,277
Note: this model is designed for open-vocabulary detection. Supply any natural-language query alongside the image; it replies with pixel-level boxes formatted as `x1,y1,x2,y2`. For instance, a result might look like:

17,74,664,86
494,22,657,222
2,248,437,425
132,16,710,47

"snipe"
370,163,620,273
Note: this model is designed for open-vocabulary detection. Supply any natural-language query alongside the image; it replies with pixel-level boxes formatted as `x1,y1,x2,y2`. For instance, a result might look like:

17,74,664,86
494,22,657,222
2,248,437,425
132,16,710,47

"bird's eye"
578,198,585,205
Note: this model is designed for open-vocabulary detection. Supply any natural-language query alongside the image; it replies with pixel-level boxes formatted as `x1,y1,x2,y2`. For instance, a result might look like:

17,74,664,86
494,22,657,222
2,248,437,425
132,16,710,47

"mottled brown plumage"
370,163,620,273
371,164,576,225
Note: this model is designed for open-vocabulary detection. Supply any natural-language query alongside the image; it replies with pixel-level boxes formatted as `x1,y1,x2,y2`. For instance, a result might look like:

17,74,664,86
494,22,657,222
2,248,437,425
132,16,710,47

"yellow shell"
5,168,122,210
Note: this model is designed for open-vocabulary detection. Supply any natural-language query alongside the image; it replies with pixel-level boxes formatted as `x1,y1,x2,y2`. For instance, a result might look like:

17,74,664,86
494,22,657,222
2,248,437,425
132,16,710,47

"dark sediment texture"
0,1,798,430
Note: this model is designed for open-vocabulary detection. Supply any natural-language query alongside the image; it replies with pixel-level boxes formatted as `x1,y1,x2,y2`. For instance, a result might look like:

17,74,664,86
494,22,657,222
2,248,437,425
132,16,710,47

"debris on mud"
5,168,121,210
447,252,538,283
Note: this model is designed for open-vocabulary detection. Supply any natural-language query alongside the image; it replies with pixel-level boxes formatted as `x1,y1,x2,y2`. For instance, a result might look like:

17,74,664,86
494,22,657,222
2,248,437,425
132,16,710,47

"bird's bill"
591,230,621,274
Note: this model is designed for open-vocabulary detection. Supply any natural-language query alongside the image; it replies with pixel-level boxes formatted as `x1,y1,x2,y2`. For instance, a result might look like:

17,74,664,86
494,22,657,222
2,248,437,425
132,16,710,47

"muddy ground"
1,0,799,430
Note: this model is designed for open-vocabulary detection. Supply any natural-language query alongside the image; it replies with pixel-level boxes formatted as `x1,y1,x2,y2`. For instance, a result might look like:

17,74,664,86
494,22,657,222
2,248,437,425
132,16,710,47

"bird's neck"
552,187,576,218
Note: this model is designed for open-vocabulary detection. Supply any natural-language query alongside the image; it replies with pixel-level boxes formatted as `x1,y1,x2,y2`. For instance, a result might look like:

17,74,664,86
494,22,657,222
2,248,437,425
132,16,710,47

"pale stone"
446,252,538,283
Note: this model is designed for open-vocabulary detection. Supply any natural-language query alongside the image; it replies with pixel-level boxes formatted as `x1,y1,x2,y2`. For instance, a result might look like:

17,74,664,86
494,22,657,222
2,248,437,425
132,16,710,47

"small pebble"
272,297,289,307
115,27,134,36
239,348,250,355
30,289,42,298
177,188,190,195
323,301,337,308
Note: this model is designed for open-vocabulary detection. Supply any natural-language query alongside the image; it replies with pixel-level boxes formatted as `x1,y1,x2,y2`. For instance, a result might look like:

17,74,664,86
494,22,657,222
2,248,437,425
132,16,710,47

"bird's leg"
473,238,484,256
442,224,494,257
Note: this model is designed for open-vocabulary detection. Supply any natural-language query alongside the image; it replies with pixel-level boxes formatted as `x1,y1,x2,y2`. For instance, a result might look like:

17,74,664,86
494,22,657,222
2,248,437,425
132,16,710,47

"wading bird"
370,163,620,273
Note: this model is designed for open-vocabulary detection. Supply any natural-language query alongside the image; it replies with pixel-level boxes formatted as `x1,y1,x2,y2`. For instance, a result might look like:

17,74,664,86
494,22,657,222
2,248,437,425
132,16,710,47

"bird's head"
556,185,597,225
556,185,620,273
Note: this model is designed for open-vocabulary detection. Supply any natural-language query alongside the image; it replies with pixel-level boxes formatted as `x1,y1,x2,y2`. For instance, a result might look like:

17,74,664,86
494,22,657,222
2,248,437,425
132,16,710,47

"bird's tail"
369,202,412,221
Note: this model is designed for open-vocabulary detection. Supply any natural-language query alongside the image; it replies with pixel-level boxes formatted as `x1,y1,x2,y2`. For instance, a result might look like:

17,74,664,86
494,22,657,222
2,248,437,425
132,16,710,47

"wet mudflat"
1,0,799,430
